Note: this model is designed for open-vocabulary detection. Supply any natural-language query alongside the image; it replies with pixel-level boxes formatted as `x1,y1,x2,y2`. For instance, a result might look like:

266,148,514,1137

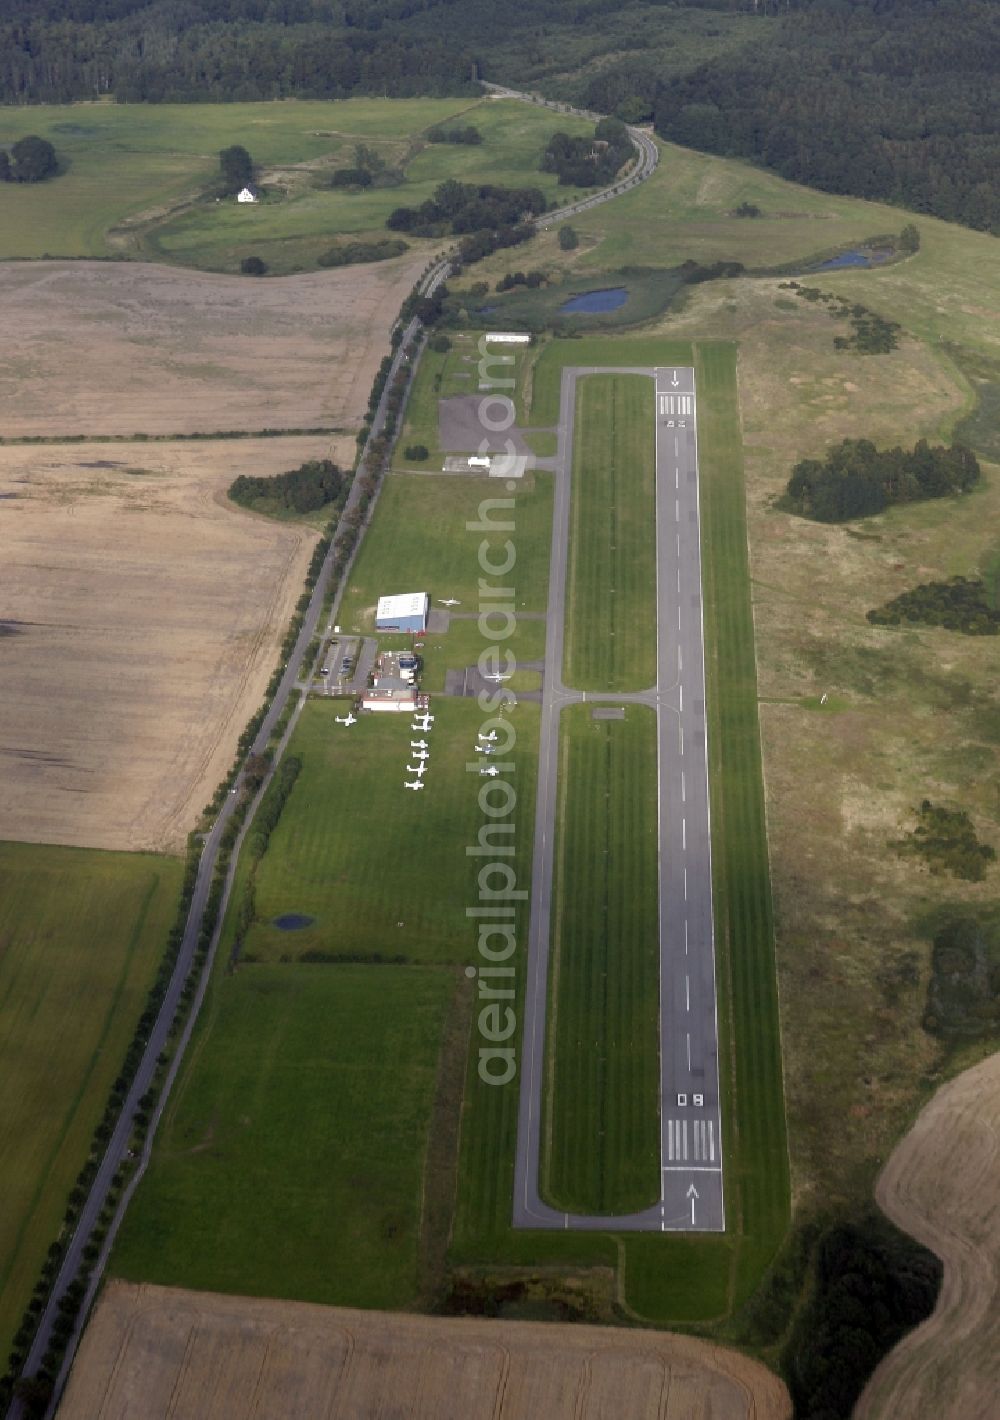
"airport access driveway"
512,364,725,1233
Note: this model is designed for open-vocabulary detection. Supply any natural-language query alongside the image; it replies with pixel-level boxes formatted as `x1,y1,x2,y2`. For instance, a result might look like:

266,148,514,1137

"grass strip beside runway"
564,374,657,693
542,704,661,1215
695,342,790,1300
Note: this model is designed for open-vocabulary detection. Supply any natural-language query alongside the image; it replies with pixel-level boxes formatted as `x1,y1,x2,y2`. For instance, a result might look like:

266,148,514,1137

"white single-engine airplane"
480,765,500,777
438,598,461,607
410,747,430,760
405,762,428,777
412,715,434,731
478,730,498,743
476,743,495,755
410,739,429,751
403,779,425,792
482,672,512,682
335,713,357,726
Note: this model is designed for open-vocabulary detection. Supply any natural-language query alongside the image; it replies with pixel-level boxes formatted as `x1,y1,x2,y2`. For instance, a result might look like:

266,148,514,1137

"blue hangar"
375,592,429,634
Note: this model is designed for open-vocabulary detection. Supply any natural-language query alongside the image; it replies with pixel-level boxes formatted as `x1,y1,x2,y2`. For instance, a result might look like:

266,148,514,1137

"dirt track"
58,1282,790,1420
854,1051,1000,1420
0,438,343,852
0,256,424,437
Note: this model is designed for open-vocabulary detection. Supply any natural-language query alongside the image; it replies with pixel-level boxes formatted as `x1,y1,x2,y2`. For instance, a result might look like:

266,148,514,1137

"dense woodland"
651,0,1000,232
0,1,997,232
783,438,981,523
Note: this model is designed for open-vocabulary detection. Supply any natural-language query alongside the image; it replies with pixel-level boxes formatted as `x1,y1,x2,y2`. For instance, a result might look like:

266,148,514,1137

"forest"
0,2,997,231
782,438,981,523
651,0,1000,232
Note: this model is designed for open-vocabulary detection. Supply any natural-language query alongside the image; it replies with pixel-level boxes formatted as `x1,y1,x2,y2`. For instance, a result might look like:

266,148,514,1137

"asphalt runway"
512,364,725,1233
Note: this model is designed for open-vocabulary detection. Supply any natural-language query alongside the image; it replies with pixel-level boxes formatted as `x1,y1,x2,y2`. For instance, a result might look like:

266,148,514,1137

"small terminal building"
361,686,419,713
375,592,429,635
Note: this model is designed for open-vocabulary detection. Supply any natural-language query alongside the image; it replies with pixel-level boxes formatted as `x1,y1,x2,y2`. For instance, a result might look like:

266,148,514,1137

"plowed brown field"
57,1282,790,1420
0,256,423,438
0,437,349,851
854,1050,1000,1420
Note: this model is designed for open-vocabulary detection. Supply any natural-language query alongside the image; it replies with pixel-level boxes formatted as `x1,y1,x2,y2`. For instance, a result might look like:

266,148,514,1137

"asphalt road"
512,365,725,1233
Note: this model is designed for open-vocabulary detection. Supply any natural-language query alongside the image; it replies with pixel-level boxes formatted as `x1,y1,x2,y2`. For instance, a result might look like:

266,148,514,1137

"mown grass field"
0,98,592,273
338,470,553,626
0,842,181,1355
563,374,657,692
112,963,453,1310
238,698,539,967
693,342,790,1303
542,704,661,1215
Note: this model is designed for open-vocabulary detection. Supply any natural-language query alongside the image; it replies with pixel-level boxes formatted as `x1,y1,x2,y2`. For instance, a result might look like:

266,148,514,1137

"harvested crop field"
0,256,424,437
58,1282,791,1420
855,1049,1000,1420
0,436,339,852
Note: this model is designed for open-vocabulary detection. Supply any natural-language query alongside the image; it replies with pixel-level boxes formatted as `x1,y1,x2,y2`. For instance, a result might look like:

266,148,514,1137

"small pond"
558,287,628,315
273,913,315,931
816,248,893,271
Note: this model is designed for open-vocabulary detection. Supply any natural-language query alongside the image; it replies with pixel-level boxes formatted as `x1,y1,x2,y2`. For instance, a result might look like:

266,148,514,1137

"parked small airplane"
477,730,498,743
412,715,434,730
409,739,429,751
334,713,357,726
405,762,428,777
438,598,461,607
480,765,500,777
410,747,430,760
403,779,425,792
476,743,495,755
482,672,512,682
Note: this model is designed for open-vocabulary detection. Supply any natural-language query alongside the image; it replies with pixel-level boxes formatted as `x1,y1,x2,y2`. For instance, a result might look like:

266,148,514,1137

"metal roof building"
376,592,429,634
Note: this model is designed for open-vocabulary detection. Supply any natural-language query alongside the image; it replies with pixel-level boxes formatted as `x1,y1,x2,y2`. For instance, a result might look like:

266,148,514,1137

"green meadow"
236,698,538,967
0,842,180,1355
563,373,657,692
542,704,661,1215
113,963,453,1309
0,98,592,273
337,469,553,625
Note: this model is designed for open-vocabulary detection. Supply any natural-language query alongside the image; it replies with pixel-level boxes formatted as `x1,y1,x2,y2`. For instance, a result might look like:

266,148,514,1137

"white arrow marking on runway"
687,1183,699,1225
671,370,680,387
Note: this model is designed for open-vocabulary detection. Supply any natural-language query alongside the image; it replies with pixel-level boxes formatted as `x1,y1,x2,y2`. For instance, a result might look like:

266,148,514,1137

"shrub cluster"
540,117,635,188
783,437,980,523
495,269,545,292
426,124,481,145
923,914,1000,1039
387,179,546,237
896,799,996,882
229,458,345,515
318,238,408,268
782,1213,941,1420
780,280,902,354
868,575,1000,635
0,134,57,183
